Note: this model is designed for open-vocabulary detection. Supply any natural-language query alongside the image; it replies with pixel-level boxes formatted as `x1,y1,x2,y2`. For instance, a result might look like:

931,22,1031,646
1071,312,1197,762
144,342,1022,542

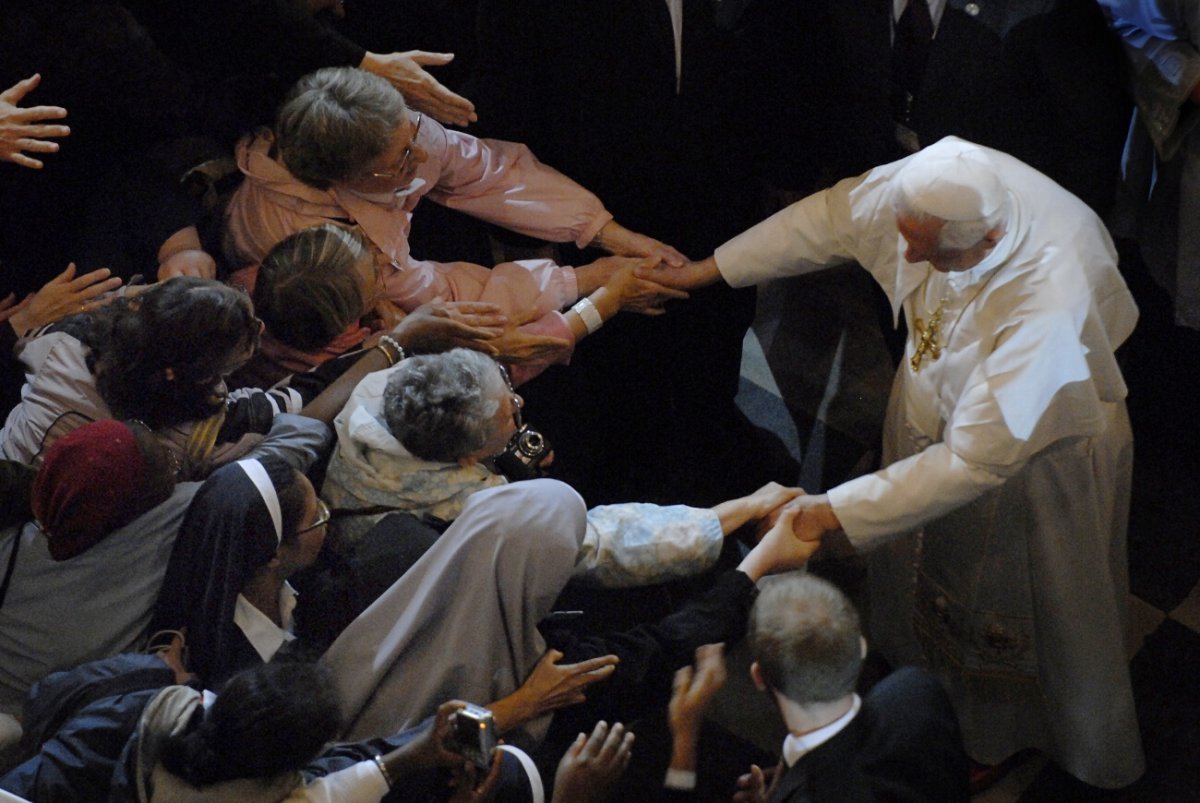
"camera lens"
518,429,545,457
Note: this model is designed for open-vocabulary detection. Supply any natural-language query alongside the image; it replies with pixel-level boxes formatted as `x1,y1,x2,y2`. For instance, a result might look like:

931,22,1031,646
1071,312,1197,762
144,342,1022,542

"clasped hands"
766,492,842,548
725,482,842,555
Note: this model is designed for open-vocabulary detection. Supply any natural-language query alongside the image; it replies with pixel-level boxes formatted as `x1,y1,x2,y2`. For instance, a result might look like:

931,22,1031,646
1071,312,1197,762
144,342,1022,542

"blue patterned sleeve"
575,504,724,588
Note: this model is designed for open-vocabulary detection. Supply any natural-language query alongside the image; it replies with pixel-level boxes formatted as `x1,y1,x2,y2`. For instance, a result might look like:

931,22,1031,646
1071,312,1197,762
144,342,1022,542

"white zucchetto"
896,136,1006,221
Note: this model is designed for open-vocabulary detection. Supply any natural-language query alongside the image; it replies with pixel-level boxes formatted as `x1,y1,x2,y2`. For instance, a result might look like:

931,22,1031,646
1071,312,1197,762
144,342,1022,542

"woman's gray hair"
382,349,508,462
276,67,407,190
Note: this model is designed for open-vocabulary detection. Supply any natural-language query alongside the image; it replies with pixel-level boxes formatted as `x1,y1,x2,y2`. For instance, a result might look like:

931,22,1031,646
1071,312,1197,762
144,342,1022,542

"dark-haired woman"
0,277,272,472
1,660,530,802
0,275,503,476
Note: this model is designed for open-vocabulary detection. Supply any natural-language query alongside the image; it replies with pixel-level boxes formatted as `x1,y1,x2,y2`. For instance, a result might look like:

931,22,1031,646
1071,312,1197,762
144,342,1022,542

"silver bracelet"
372,754,395,789
570,296,603,334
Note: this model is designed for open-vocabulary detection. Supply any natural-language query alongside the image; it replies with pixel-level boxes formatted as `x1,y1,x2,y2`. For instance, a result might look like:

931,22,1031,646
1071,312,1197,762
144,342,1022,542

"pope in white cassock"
647,136,1144,788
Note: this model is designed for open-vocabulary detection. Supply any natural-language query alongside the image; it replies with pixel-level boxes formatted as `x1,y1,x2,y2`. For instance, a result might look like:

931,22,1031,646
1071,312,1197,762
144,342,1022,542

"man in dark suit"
470,0,800,507
745,574,969,802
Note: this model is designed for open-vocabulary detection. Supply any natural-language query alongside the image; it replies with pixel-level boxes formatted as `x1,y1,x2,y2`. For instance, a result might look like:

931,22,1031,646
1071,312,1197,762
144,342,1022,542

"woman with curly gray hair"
323,349,803,588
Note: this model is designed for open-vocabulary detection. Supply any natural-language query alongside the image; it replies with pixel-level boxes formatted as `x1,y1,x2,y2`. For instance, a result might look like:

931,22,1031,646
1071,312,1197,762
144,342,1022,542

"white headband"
236,459,283,544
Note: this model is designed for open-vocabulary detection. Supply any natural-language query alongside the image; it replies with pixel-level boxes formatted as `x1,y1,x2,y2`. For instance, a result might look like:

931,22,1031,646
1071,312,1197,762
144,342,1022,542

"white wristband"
570,296,603,334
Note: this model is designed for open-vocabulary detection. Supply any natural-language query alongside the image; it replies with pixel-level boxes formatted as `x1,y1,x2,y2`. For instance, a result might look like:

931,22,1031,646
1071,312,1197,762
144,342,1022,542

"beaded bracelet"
375,335,407,366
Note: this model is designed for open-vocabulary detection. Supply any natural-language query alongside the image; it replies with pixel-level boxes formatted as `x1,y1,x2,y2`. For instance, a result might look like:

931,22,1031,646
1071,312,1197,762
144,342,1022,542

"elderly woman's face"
350,113,427,193
469,382,522,463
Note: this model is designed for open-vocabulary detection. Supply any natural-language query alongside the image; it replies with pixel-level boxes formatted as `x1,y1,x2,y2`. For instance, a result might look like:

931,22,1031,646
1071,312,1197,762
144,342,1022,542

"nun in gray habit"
324,476,766,754
323,478,588,744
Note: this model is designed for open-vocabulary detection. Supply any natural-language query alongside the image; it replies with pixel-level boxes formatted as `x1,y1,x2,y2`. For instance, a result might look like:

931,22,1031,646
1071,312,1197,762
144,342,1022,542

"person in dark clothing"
738,574,969,803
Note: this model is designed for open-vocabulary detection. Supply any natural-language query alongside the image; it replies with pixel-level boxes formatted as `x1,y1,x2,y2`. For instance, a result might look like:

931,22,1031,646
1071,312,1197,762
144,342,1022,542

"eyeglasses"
295,498,331,535
497,363,525,428
369,113,423,180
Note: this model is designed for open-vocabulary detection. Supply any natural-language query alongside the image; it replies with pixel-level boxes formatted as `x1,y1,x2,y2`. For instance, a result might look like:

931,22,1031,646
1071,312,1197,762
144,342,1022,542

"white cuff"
664,768,697,790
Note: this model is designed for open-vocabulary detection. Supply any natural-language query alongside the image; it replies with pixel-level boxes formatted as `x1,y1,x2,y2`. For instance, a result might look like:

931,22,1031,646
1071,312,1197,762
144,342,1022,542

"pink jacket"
224,123,612,320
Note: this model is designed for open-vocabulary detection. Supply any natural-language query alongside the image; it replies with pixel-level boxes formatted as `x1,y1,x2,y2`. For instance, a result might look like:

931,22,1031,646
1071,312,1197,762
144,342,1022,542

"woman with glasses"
323,348,804,588
225,66,688,377
0,412,329,723
150,457,335,686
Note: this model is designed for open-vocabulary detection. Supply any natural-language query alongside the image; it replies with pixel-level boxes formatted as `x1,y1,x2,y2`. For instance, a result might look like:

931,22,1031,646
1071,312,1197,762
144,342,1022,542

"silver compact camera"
492,423,551,481
448,703,497,770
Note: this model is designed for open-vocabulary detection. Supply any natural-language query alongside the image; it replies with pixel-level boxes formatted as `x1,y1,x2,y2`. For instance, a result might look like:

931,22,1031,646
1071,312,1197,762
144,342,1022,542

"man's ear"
983,226,1005,247
457,455,479,467
750,660,768,693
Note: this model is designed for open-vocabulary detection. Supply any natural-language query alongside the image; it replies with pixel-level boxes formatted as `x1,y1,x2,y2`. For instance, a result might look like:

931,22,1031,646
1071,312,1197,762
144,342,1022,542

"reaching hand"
0,74,69,169
591,221,686,267
552,721,635,803
733,762,781,803
521,649,618,716
604,261,689,315
488,309,572,363
360,51,478,127
635,256,723,291
668,644,728,772
491,650,619,732
391,300,508,355
447,748,504,803
5,263,123,335
737,504,822,582
715,481,806,536
783,494,841,543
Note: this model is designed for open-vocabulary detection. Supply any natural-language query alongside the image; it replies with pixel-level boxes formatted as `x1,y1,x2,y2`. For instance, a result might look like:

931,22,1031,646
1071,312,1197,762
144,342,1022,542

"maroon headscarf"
32,420,150,560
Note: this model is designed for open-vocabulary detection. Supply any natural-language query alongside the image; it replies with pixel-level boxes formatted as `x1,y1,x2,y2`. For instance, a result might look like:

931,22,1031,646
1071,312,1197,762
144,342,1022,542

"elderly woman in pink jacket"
225,67,686,373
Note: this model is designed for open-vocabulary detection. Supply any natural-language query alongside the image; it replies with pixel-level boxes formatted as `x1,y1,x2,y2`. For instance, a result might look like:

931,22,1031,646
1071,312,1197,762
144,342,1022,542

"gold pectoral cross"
910,297,947,372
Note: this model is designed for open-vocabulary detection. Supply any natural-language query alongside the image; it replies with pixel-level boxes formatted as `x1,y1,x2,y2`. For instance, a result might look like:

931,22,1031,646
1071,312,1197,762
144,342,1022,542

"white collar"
893,0,947,31
781,694,862,767
233,582,298,662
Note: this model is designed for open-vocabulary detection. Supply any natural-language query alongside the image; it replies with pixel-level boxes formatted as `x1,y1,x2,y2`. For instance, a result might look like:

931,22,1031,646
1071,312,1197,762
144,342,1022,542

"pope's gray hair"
892,183,1008,251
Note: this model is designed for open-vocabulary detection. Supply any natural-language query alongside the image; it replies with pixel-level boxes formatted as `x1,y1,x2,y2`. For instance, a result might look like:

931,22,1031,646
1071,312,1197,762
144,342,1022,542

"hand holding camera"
446,703,498,771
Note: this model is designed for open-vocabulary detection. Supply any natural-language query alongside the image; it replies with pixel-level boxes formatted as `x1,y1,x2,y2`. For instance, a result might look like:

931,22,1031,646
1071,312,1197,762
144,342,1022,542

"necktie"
891,0,933,124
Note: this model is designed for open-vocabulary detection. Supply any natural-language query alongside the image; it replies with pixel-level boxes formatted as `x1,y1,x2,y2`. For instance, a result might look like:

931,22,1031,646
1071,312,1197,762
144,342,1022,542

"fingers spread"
565,654,619,675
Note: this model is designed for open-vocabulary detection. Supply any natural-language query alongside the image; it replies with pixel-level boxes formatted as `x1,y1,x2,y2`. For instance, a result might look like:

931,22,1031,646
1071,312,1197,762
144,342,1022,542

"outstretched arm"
590,220,686,267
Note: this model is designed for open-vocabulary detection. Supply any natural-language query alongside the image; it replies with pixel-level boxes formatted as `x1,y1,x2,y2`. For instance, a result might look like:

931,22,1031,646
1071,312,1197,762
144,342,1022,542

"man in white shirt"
643,136,1144,789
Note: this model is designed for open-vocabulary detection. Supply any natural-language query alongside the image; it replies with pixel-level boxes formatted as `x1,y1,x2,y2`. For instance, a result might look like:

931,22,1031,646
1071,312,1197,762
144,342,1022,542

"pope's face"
895,213,995,273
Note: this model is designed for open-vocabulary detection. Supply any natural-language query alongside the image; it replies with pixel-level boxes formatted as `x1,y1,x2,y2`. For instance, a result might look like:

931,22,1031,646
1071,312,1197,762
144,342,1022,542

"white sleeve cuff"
664,768,697,790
